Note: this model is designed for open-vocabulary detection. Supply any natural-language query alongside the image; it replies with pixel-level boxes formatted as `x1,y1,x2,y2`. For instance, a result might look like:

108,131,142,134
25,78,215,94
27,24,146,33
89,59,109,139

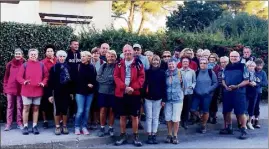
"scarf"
58,63,71,84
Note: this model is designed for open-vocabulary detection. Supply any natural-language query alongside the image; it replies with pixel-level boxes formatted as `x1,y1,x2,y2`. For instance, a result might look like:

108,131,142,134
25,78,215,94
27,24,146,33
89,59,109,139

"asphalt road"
91,126,268,149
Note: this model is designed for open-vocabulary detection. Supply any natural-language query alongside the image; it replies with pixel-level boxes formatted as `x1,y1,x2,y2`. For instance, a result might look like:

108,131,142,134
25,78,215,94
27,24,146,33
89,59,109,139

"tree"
166,1,224,32
112,1,175,34
242,1,268,19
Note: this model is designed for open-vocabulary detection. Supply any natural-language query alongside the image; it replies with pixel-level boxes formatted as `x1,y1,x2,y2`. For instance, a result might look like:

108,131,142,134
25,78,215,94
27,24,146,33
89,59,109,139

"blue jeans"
75,94,93,128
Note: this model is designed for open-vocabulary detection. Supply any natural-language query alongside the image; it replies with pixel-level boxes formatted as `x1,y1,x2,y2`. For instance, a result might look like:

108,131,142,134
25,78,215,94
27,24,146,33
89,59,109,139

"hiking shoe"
17,125,24,130
200,125,206,134
55,127,61,135
165,135,173,143
219,128,234,135
98,127,106,137
126,120,132,128
253,120,261,128
239,127,248,140
43,121,49,129
115,133,128,146
211,117,217,124
82,127,89,135
108,127,114,137
172,136,179,144
146,135,153,144
133,133,143,147
4,125,11,131
22,126,29,135
152,135,159,144
62,126,69,134
138,122,144,130
75,127,81,135
247,122,255,130
32,126,40,135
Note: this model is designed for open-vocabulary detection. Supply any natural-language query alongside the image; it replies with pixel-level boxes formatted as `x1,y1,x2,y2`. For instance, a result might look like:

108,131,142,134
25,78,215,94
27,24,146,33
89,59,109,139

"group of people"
3,40,268,147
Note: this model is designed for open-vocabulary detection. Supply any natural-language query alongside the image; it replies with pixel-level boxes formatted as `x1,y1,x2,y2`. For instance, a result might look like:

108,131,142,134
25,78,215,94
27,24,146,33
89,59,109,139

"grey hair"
220,56,229,62
144,51,154,56
81,51,92,57
56,50,67,58
14,48,23,54
107,50,117,58
28,48,39,56
246,60,256,67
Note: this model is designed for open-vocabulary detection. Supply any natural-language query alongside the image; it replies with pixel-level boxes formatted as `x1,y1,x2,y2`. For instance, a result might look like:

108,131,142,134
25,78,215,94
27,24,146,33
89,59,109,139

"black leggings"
180,94,192,122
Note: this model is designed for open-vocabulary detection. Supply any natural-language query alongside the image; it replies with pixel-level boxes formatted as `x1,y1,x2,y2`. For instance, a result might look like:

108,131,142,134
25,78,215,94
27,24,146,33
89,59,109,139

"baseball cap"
133,44,142,49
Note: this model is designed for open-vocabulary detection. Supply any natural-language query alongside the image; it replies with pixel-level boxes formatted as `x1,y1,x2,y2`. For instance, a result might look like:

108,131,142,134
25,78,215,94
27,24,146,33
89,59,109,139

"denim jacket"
166,69,184,103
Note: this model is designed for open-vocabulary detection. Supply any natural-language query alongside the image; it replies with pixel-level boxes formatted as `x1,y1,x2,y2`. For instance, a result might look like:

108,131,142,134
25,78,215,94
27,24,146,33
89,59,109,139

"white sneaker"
247,122,254,130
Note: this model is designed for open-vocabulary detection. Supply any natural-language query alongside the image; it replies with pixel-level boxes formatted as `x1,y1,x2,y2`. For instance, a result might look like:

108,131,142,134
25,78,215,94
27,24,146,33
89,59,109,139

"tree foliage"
166,1,224,32
112,0,175,34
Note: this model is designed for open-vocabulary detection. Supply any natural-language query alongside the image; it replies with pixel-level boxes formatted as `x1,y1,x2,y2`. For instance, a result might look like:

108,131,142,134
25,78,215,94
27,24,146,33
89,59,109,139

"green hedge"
0,22,74,122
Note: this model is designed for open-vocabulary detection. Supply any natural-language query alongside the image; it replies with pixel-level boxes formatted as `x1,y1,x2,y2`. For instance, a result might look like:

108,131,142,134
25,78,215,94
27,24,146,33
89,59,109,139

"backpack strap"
39,62,44,79
195,69,200,78
208,69,213,80
78,64,80,72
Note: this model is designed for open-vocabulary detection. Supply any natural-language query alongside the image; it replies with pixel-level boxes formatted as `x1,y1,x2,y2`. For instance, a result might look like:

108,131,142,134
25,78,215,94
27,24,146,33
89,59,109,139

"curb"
2,119,268,149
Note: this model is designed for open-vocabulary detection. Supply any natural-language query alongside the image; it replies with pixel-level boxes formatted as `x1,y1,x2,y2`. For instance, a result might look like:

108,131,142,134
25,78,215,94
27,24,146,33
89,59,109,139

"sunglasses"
163,55,171,58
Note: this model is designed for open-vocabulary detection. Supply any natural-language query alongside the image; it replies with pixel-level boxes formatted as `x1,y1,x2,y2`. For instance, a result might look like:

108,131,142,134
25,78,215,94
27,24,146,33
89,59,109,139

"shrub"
0,22,74,122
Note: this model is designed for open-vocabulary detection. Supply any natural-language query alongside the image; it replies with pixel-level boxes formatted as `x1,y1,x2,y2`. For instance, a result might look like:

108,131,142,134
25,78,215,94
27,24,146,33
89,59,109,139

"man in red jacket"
114,44,145,147
17,49,49,135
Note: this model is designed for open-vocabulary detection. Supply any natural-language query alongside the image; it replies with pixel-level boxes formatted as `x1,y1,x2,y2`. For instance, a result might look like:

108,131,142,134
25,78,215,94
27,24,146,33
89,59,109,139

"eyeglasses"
163,55,171,58
209,57,216,59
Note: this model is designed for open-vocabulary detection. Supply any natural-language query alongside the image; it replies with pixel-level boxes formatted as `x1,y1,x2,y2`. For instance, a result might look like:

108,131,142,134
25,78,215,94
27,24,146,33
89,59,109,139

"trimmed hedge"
0,22,74,121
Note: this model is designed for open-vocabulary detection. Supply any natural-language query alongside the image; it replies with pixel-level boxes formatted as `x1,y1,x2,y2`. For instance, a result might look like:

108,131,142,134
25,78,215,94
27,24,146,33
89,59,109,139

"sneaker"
146,135,153,144
62,126,69,134
55,127,61,135
239,127,248,140
4,125,11,131
133,133,143,147
165,135,173,143
108,127,114,137
22,126,29,135
152,134,159,144
126,120,132,128
219,128,234,135
253,120,261,128
115,133,128,146
17,125,24,130
138,122,144,130
200,125,206,134
247,122,255,130
75,127,81,135
82,127,89,135
211,117,217,124
98,127,106,137
32,126,40,135
43,121,49,129
172,136,179,144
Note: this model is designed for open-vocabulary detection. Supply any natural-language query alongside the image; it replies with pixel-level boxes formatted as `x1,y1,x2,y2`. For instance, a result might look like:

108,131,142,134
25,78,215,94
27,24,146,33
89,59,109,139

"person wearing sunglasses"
160,51,171,71
177,48,198,71
190,58,218,134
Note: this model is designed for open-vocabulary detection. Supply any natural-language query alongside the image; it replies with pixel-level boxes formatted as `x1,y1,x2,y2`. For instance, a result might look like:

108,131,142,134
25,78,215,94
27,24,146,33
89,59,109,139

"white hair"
106,50,117,58
230,51,240,56
56,50,67,58
14,48,23,54
246,60,256,67
220,56,229,62
202,49,211,56
28,48,38,56
81,51,91,57
197,48,204,54
144,51,154,56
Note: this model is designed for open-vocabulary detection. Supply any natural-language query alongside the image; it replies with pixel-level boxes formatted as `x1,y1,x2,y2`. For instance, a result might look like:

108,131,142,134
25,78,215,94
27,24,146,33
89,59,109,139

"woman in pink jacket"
3,48,25,131
16,48,49,135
